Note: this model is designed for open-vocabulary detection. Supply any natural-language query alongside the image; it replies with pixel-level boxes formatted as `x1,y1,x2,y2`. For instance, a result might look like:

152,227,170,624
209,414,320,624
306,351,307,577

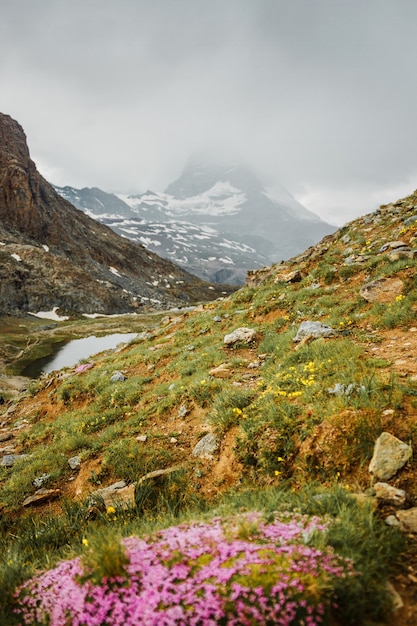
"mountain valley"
1,179,417,623
2,114,417,625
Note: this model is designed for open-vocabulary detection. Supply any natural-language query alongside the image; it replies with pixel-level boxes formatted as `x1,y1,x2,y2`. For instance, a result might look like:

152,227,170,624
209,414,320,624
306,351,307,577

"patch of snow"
42,244,49,252
139,237,161,247
11,253,21,262
83,312,138,318
0,242,6,246
109,266,121,276
29,307,69,321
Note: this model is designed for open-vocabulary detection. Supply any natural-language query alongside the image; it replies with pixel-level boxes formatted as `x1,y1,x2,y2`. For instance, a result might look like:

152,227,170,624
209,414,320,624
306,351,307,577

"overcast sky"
2,0,417,225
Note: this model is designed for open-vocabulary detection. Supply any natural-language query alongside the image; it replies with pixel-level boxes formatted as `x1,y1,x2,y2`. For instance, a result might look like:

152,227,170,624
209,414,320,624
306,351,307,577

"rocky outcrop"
0,113,232,315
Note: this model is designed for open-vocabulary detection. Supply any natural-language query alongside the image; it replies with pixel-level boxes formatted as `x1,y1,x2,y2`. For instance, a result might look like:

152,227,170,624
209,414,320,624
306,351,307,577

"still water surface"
23,333,137,378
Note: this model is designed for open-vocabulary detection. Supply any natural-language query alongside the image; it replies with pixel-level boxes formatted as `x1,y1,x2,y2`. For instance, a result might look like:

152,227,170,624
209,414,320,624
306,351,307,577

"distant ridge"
0,113,231,316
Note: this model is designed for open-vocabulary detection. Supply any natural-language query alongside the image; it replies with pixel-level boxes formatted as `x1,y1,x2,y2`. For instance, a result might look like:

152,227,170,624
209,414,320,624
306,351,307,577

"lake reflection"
23,333,137,378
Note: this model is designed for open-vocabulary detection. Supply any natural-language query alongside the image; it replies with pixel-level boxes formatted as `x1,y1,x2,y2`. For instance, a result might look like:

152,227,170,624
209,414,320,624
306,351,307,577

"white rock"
224,327,257,347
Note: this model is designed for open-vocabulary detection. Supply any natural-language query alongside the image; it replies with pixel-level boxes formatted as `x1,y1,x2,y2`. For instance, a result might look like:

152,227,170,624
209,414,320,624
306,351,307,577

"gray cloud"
2,0,417,224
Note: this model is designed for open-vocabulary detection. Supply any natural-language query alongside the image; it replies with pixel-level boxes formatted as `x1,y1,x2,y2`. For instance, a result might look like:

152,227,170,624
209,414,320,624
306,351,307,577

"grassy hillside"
2,192,417,624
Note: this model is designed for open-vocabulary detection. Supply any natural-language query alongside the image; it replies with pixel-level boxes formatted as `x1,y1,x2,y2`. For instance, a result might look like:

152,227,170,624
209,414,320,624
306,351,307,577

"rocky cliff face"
0,113,231,316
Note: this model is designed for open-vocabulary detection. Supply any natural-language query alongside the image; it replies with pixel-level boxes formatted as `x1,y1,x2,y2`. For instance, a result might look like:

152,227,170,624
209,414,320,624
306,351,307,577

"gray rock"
293,321,337,343
374,482,406,506
213,316,222,322
369,432,412,481
136,434,147,442
388,240,408,249
23,488,61,507
90,480,135,510
385,515,400,527
1,453,28,467
192,433,219,459
340,234,351,244
110,371,127,382
177,404,189,418
404,215,417,226
137,466,180,485
68,455,81,470
387,249,414,262
224,327,257,346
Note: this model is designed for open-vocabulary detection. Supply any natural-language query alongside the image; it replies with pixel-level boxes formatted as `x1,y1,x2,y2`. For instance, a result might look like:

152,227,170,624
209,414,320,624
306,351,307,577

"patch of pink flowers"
15,512,354,626
75,363,93,374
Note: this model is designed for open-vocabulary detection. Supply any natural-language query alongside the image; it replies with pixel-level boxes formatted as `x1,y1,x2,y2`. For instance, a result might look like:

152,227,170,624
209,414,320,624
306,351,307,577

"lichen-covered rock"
90,481,135,510
293,321,337,343
224,328,257,346
23,488,61,507
374,482,406,506
360,278,404,303
192,433,219,459
369,432,412,480
209,364,233,378
1,453,28,467
110,371,127,382
68,456,81,470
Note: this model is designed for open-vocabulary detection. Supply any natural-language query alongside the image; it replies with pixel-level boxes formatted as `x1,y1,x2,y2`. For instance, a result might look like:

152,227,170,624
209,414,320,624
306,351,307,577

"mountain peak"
164,153,262,199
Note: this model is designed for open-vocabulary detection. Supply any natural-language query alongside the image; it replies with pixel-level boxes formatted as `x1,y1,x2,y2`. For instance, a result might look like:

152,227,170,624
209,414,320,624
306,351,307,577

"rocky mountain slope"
2,187,417,623
0,113,231,316
55,156,335,284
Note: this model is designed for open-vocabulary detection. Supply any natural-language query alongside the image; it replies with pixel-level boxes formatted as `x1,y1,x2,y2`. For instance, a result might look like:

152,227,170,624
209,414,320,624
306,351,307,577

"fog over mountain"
55,155,334,284
2,1,417,226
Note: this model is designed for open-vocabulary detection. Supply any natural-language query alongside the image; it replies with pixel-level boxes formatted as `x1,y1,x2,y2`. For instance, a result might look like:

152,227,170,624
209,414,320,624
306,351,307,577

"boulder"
1,453,28,467
192,433,219,459
91,481,135,510
110,371,127,382
373,482,406,506
209,364,233,378
224,328,257,347
369,432,412,480
360,278,404,303
68,455,81,470
23,488,61,507
293,321,337,343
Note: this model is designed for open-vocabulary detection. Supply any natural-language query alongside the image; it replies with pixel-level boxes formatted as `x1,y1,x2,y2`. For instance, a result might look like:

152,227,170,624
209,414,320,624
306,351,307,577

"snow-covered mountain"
55,157,335,284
